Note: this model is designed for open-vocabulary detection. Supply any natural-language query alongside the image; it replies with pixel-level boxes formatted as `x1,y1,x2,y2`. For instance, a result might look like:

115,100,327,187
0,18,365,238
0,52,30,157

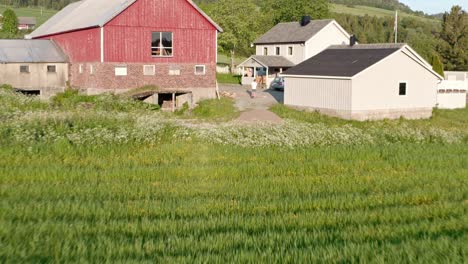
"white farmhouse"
282,43,444,121
238,17,350,85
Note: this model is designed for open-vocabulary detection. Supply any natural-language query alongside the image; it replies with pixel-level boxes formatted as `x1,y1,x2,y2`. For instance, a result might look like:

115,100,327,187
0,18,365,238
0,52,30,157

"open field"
332,4,440,25
0,88,467,262
0,4,56,26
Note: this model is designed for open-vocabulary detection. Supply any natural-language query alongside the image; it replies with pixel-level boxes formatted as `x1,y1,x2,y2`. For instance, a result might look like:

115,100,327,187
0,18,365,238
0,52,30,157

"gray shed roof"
29,0,222,39
254,19,335,45
239,55,295,68
0,39,68,63
18,17,37,25
283,44,406,77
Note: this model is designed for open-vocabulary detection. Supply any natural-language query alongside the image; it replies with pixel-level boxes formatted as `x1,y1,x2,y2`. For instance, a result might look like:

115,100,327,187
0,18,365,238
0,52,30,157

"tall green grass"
0,88,467,262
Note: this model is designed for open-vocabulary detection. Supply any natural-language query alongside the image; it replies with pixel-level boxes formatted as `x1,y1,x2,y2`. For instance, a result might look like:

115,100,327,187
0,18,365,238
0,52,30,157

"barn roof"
254,19,337,45
0,40,68,63
28,0,222,39
282,44,407,77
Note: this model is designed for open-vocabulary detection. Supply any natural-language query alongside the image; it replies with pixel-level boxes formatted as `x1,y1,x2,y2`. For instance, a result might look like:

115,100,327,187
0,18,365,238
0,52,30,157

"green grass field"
0,87,467,262
0,4,56,26
332,4,440,25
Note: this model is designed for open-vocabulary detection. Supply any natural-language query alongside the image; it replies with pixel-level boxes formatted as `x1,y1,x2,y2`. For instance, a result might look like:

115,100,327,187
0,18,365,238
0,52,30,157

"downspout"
100,27,104,63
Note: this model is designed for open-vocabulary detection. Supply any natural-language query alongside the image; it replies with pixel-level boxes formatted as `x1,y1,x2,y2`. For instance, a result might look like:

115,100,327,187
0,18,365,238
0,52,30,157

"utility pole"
394,10,398,43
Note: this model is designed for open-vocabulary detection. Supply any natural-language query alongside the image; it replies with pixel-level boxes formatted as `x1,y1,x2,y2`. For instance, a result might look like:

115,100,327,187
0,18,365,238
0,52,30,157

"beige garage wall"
284,77,352,110
352,50,439,111
0,63,68,90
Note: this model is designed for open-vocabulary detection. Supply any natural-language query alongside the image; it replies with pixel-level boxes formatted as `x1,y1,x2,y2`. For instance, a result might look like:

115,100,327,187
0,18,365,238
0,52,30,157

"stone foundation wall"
69,63,217,102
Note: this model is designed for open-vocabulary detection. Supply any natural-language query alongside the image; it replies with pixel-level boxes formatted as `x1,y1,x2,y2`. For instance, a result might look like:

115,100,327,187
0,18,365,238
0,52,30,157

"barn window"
90,65,94,75
20,65,29,73
276,47,280,55
47,65,56,73
399,82,407,96
169,65,180,76
152,32,173,57
115,66,127,76
143,65,156,76
79,64,83,74
263,47,268,56
288,47,293,56
195,65,206,75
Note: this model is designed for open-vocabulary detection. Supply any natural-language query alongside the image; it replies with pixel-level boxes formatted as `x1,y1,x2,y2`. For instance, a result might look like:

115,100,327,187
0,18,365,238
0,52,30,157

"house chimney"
350,35,357,47
301,16,311,27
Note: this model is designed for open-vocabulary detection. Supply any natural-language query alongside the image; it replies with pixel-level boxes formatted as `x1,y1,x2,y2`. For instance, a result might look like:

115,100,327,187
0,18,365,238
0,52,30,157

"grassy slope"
332,4,440,25
0,4,56,26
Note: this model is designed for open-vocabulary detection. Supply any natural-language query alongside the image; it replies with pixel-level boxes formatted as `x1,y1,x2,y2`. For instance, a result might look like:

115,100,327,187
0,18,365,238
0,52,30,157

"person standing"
251,79,257,99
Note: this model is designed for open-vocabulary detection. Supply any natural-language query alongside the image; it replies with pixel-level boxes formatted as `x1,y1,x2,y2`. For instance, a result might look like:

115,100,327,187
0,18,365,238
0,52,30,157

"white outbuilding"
281,43,444,121
436,71,467,109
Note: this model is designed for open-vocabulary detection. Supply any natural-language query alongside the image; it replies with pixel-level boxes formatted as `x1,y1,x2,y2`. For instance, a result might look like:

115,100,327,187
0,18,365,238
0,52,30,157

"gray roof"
29,0,222,38
240,55,295,68
0,40,68,63
18,17,37,25
254,19,335,44
283,44,406,77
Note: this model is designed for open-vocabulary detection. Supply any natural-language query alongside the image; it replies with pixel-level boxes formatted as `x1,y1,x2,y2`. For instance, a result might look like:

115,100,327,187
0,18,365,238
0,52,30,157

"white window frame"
275,46,280,56
399,81,408,96
143,65,156,76
194,65,206,75
47,65,57,73
152,32,174,57
169,66,181,76
288,46,293,56
115,65,128,76
90,65,94,75
263,47,268,56
79,64,83,74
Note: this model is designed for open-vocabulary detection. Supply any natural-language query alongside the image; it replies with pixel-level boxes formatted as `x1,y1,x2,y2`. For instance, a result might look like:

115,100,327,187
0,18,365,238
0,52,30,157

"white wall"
0,63,68,90
304,22,349,60
352,49,440,111
256,44,304,65
284,77,352,110
437,80,467,109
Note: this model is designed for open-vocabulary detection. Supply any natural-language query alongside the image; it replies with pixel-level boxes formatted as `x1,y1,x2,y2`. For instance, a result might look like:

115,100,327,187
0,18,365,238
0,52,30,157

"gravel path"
219,84,284,124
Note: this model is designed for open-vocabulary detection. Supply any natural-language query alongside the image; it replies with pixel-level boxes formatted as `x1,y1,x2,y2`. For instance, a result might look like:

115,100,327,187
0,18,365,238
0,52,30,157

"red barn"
28,0,222,103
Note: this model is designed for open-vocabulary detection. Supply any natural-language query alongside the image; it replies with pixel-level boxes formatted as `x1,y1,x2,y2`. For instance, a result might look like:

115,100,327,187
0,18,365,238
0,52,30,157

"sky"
400,0,468,14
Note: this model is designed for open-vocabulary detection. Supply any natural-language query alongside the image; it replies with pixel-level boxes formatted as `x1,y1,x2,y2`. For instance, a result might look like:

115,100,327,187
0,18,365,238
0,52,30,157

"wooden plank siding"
40,28,101,62
104,0,217,63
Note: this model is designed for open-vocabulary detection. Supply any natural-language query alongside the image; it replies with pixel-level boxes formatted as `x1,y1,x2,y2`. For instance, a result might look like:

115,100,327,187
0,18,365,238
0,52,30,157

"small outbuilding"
18,17,37,30
437,71,467,109
282,43,443,121
0,39,69,98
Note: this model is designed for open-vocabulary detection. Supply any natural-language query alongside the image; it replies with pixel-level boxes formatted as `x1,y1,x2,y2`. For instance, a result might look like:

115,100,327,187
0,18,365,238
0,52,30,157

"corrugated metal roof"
18,17,37,25
283,44,405,77
254,19,334,44
0,39,68,63
29,0,222,39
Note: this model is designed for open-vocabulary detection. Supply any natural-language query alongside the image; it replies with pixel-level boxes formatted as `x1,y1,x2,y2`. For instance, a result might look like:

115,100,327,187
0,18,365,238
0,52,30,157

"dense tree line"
1,0,75,10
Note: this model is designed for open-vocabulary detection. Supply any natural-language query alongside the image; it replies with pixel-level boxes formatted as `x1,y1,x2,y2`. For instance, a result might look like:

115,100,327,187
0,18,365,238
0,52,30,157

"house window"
169,65,181,76
276,47,280,55
399,82,407,96
195,65,206,75
115,66,127,76
288,47,293,56
90,65,94,75
47,65,56,73
79,64,83,74
20,65,29,73
263,47,268,56
144,65,156,76
152,32,173,57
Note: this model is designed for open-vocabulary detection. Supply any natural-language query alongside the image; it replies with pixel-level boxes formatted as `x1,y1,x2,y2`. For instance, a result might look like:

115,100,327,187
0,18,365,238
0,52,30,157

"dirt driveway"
219,84,284,123
219,84,284,111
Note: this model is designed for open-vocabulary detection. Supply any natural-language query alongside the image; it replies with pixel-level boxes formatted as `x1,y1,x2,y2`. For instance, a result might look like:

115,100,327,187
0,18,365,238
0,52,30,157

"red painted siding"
104,0,217,63
41,28,101,62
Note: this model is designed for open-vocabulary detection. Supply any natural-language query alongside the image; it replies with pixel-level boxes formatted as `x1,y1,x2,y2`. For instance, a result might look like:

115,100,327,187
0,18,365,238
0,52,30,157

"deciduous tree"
2,9,18,34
